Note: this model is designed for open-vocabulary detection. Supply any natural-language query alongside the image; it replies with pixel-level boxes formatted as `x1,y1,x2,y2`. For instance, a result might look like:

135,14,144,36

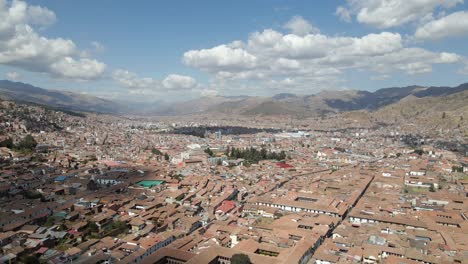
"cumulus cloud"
337,0,463,28
49,57,106,79
6,71,20,81
27,5,56,26
183,44,257,72
112,69,160,90
0,0,106,80
369,48,461,74
112,69,198,92
200,89,219,97
415,11,468,40
184,30,407,79
181,16,463,93
283,16,319,36
162,74,197,90
335,6,351,22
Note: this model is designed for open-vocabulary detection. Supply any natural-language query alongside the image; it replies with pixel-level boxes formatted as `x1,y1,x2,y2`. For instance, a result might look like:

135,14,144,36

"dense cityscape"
1,0,468,263
0,99,466,264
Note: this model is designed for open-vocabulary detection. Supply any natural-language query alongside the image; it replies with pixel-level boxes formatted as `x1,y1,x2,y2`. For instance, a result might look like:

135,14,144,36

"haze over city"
0,1,467,264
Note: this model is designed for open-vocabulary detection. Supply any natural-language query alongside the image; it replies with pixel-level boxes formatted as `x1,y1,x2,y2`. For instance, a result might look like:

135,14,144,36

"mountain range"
0,80,124,114
0,80,467,119
158,82,468,117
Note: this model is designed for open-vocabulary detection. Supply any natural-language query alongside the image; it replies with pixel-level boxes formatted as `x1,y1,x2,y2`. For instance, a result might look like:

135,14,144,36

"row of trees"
226,146,286,163
0,134,37,152
171,126,280,138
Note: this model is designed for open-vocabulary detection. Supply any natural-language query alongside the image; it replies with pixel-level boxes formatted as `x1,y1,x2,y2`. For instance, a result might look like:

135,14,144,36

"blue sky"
0,0,467,102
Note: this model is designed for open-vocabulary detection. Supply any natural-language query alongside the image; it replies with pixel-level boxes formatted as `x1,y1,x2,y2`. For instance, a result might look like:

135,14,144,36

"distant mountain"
156,96,246,115
151,82,468,117
0,80,123,114
272,93,298,100
373,88,468,124
1,80,466,117
339,87,468,133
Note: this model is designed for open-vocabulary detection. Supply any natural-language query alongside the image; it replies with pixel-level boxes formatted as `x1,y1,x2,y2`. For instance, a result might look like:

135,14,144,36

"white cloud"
91,41,105,52
112,69,160,90
415,11,468,40
370,74,390,80
340,32,403,56
366,48,461,75
182,17,464,94
50,57,106,80
0,0,106,80
162,74,197,90
200,89,219,97
335,6,351,22
458,63,468,75
6,71,20,81
339,0,463,28
283,16,319,36
184,30,407,79
280,78,295,86
248,29,332,59
183,44,257,72
113,69,198,91
27,5,56,26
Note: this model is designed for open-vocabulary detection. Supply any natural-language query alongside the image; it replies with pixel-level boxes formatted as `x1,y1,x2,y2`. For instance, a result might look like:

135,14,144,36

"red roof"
36,247,48,254
276,162,294,168
68,230,81,235
216,200,236,214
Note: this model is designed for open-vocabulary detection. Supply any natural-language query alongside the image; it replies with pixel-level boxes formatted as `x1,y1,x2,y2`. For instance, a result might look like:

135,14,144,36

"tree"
452,166,463,173
44,216,55,227
260,148,267,159
22,255,40,264
227,147,286,164
16,134,37,151
279,150,286,160
164,153,170,161
0,137,13,149
442,112,446,119
86,222,99,233
429,183,436,192
231,253,251,264
230,147,237,158
204,148,214,157
151,147,162,155
23,190,43,199
107,220,127,231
